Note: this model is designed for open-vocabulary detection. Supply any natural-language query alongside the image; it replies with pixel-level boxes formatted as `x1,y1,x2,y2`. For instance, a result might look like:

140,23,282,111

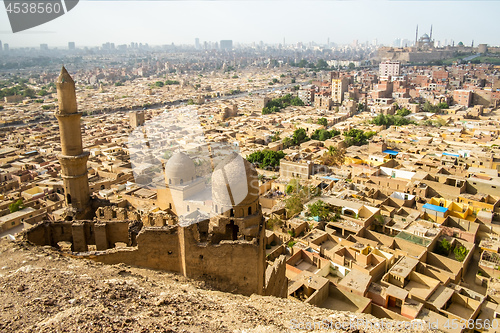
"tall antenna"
430,25,433,40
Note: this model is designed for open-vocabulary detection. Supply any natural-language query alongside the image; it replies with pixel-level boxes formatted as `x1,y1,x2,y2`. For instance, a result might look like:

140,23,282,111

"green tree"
290,96,304,106
344,129,375,147
317,117,328,127
436,238,452,256
437,102,449,109
311,129,331,141
246,150,285,169
330,129,340,137
283,137,293,148
292,128,309,145
285,194,303,217
321,146,345,166
316,59,329,69
454,246,469,262
307,200,331,220
396,108,411,117
9,199,24,213
38,89,49,96
155,81,164,87
423,101,440,113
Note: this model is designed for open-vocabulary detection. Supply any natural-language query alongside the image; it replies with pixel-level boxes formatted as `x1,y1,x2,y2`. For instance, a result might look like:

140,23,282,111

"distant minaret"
55,66,91,219
430,25,433,41
472,40,474,48
415,25,419,46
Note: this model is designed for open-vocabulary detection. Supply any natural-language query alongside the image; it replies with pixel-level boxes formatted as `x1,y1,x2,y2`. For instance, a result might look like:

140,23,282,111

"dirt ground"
0,239,426,332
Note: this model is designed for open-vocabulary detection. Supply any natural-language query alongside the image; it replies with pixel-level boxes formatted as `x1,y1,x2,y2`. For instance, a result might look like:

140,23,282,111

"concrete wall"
305,281,330,307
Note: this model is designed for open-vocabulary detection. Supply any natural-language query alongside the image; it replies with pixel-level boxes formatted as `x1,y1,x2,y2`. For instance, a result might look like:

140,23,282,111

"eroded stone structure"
55,67,92,219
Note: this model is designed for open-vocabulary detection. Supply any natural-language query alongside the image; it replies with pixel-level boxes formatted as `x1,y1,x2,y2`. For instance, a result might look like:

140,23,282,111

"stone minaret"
55,66,91,219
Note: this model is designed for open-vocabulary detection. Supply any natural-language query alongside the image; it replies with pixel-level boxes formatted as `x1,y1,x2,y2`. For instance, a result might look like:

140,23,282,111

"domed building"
157,151,209,216
416,30,435,49
165,151,196,186
210,152,263,243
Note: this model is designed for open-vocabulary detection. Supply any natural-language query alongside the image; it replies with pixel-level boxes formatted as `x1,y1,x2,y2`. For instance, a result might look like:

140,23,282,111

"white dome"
165,152,196,186
212,153,259,208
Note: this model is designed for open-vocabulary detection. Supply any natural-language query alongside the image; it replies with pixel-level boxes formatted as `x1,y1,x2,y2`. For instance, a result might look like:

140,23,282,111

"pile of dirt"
0,239,427,332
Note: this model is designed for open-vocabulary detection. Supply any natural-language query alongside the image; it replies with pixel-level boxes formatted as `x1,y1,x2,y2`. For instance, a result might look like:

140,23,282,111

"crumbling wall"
180,224,265,296
90,227,182,272
23,220,133,252
23,219,286,298
142,212,175,227
263,255,288,298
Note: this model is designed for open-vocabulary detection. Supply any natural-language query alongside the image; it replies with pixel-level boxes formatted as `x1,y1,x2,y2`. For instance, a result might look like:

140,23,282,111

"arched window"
248,206,252,215
187,205,190,212
215,205,218,213
66,194,72,204
169,179,171,185
180,179,183,185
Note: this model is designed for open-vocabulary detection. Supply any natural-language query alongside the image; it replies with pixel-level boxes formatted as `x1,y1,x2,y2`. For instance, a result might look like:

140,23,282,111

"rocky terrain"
0,239,430,332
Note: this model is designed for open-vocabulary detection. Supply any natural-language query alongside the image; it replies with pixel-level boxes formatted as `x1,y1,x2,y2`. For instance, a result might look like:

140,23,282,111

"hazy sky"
1,1,500,48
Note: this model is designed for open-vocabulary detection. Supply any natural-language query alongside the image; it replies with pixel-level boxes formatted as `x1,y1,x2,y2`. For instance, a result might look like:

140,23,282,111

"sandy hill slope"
0,239,429,332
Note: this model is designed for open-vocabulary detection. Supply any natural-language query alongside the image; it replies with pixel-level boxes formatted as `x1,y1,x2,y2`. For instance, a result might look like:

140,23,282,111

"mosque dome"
165,151,196,186
212,152,259,209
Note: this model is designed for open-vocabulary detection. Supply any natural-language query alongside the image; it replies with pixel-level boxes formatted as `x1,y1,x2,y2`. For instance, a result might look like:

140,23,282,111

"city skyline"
1,1,500,48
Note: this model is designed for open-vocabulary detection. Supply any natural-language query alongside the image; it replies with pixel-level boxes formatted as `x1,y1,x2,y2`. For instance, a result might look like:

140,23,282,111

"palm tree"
327,146,337,156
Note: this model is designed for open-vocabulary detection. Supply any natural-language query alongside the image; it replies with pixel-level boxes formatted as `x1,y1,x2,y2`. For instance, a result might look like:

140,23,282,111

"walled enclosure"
23,220,287,298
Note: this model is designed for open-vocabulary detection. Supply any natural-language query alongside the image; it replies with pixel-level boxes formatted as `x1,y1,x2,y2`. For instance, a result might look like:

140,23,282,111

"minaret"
55,66,91,219
415,25,419,46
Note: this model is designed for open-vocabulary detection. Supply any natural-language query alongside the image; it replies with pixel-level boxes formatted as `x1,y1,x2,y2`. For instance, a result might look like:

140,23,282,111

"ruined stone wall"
23,219,286,298
180,225,265,296
263,255,288,298
24,220,132,252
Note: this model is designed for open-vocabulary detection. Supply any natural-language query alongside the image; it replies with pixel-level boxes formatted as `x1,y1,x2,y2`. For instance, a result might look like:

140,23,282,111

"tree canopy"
344,129,376,147
9,199,24,213
246,150,285,169
262,94,304,115
317,117,328,127
372,114,414,127
310,129,340,141
307,200,331,220
292,128,309,145
321,146,345,166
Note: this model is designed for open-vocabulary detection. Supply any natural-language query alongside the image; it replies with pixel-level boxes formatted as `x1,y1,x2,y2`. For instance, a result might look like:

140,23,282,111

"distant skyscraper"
220,40,233,50
195,38,200,50
0,40,2,52
40,44,48,50
68,42,75,50
393,38,401,47
4,43,9,51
